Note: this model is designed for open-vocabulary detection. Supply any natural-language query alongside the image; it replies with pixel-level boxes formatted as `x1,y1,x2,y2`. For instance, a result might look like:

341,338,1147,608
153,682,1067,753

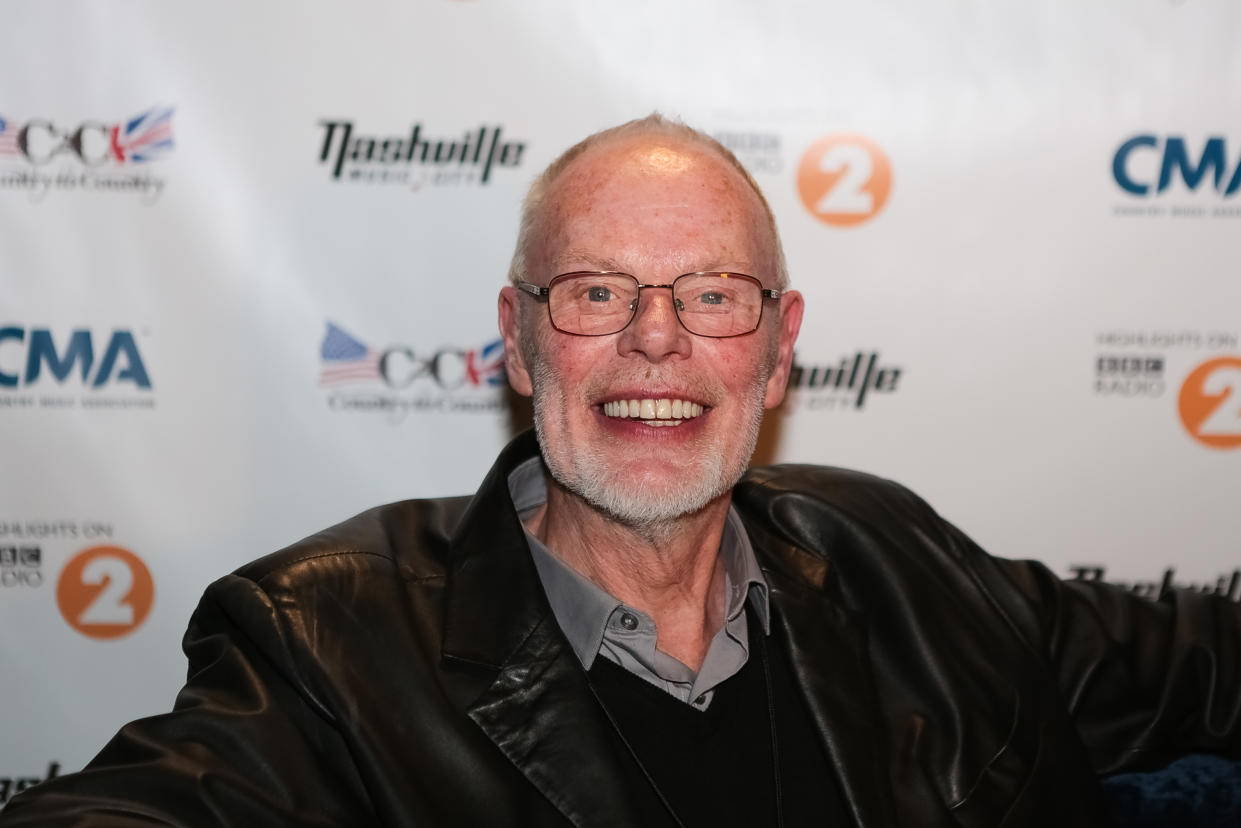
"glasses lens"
547,273,640,335
673,273,763,337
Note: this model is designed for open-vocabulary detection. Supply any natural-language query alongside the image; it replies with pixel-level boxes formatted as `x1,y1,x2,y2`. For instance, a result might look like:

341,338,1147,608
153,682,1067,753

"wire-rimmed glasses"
517,271,780,338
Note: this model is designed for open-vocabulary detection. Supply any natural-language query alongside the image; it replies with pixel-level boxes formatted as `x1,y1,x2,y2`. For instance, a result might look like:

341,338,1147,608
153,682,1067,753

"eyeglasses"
517,271,780,338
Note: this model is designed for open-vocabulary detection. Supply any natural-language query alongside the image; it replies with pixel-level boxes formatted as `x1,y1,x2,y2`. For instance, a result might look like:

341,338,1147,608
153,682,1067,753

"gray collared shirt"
508,457,771,711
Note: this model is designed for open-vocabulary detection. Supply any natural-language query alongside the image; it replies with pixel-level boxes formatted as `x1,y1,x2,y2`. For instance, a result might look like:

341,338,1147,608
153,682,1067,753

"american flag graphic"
319,322,382,386
0,116,20,157
111,107,174,163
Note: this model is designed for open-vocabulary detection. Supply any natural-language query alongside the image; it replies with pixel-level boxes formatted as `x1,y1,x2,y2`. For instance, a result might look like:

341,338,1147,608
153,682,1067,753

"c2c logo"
56,546,154,639
1178,356,1241,450
796,134,892,227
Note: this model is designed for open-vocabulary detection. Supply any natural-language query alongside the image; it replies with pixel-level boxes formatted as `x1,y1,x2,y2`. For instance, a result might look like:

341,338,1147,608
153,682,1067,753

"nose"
616,286,692,362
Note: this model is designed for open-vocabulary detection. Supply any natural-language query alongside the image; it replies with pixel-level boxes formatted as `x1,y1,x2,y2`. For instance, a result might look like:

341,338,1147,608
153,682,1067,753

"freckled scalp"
509,114,788,290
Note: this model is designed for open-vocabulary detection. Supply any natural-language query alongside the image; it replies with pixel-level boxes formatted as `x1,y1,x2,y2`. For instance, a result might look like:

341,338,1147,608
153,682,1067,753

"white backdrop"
3,0,1240,802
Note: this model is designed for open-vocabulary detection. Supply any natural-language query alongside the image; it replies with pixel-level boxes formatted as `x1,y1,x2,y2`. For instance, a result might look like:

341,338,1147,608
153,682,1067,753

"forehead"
538,136,772,278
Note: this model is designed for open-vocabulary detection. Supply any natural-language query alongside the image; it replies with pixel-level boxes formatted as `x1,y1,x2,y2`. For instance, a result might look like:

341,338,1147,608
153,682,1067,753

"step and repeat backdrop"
2,0,1239,803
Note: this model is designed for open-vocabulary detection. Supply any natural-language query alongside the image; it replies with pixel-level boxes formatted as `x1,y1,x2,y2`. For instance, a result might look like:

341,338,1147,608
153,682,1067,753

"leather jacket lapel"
760,538,899,828
441,432,644,827
465,614,647,827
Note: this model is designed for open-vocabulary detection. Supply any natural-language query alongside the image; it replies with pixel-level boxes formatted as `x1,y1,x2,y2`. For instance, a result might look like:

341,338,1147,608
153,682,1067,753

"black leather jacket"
5,431,1240,826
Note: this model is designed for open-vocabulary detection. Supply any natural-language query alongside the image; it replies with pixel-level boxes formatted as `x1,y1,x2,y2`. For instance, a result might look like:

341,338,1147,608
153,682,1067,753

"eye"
586,286,613,302
697,291,726,305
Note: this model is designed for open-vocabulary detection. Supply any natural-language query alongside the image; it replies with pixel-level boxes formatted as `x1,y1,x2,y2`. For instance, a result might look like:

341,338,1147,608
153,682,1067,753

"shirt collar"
507,456,770,669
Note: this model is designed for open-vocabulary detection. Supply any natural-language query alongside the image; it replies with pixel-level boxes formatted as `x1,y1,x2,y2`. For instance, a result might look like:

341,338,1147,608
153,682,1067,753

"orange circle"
56,545,154,639
796,133,892,227
1178,355,1241,450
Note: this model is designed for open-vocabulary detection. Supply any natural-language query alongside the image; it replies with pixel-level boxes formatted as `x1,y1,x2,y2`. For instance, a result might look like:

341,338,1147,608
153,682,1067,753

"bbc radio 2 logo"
56,546,154,639
797,134,892,227
1179,356,1241,450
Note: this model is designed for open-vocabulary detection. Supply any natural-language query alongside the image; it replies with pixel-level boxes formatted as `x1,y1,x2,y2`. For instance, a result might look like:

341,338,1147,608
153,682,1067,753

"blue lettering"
1158,136,1226,193
1227,157,1241,196
0,327,23,388
93,331,151,389
1113,134,1157,196
26,329,92,384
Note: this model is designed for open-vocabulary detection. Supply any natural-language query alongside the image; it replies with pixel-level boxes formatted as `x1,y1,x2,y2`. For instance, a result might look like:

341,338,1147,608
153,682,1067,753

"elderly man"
4,116,1240,827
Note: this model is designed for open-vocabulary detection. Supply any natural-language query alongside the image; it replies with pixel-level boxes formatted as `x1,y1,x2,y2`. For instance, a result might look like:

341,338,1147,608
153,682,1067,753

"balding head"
508,114,788,291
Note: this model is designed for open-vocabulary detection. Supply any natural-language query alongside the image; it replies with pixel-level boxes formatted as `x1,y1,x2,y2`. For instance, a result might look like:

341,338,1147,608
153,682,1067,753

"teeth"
602,398,704,423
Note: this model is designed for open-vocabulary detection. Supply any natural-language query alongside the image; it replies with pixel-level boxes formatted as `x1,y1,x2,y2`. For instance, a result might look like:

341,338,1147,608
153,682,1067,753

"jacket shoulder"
739,463,936,523
233,495,473,587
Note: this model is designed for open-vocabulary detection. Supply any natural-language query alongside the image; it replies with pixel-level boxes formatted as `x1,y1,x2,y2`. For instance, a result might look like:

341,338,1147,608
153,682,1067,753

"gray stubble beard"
526,347,771,531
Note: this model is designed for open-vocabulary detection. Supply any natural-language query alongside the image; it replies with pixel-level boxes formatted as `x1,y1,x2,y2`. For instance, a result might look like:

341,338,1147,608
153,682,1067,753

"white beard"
527,352,770,529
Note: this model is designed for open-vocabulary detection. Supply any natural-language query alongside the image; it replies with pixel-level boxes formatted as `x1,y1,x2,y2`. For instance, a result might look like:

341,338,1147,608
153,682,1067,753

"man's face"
500,136,803,527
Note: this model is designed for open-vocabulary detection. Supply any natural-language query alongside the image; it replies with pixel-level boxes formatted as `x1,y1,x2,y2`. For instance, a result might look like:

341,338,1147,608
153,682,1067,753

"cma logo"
0,328,152,389
1113,135,1241,197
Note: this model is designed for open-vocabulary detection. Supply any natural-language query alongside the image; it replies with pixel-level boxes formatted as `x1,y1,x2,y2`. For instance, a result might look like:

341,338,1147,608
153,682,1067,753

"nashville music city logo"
316,120,526,189
784,351,903,411
0,107,173,202
319,322,507,421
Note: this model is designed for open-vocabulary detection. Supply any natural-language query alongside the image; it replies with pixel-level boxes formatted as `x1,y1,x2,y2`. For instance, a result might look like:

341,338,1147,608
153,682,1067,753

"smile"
601,398,704,426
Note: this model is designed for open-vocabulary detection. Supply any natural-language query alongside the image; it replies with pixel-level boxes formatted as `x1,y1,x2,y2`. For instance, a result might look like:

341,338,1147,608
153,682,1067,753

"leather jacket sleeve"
1,574,377,827
934,507,1241,775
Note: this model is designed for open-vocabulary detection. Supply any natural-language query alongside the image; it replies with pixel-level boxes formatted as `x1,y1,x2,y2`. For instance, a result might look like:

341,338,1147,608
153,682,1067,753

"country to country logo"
56,545,154,639
796,134,892,227
0,107,174,167
319,322,382,386
0,116,20,157
318,321,505,391
1178,355,1241,449
109,107,174,164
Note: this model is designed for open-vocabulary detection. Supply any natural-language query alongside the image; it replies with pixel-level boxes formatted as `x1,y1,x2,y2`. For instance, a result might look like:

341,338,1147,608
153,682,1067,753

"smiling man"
5,116,1241,828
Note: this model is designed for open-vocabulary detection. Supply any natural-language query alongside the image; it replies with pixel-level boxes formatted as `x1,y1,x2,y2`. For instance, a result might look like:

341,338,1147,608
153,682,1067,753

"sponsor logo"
1070,565,1241,602
317,121,526,188
1095,354,1164,397
0,544,42,588
319,322,507,421
1112,134,1241,218
785,351,901,410
1178,355,1241,450
796,134,892,227
56,545,154,640
0,108,172,202
0,763,59,808
1091,332,1241,444
712,130,783,175
0,327,155,411
0,520,114,539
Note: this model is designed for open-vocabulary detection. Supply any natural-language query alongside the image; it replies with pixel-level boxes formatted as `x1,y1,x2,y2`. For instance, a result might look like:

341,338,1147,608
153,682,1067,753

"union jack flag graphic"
0,116,20,157
110,107,174,163
319,322,382,386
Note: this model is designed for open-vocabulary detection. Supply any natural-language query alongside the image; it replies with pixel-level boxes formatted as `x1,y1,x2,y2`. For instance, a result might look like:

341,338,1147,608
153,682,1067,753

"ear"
498,286,534,397
763,290,804,409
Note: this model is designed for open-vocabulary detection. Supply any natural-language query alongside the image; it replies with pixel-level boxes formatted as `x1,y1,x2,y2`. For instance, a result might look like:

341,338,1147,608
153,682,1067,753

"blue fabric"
1102,754,1241,827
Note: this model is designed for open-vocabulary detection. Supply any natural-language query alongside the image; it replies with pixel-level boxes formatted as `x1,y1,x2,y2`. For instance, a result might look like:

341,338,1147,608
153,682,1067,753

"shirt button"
694,694,707,705
619,612,638,630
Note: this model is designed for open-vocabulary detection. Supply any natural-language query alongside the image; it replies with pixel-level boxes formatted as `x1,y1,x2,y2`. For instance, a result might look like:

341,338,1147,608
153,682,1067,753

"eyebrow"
552,250,759,276
553,250,626,272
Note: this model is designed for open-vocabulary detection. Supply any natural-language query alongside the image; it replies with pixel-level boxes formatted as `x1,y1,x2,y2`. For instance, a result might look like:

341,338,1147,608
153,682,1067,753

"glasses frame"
516,271,781,338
